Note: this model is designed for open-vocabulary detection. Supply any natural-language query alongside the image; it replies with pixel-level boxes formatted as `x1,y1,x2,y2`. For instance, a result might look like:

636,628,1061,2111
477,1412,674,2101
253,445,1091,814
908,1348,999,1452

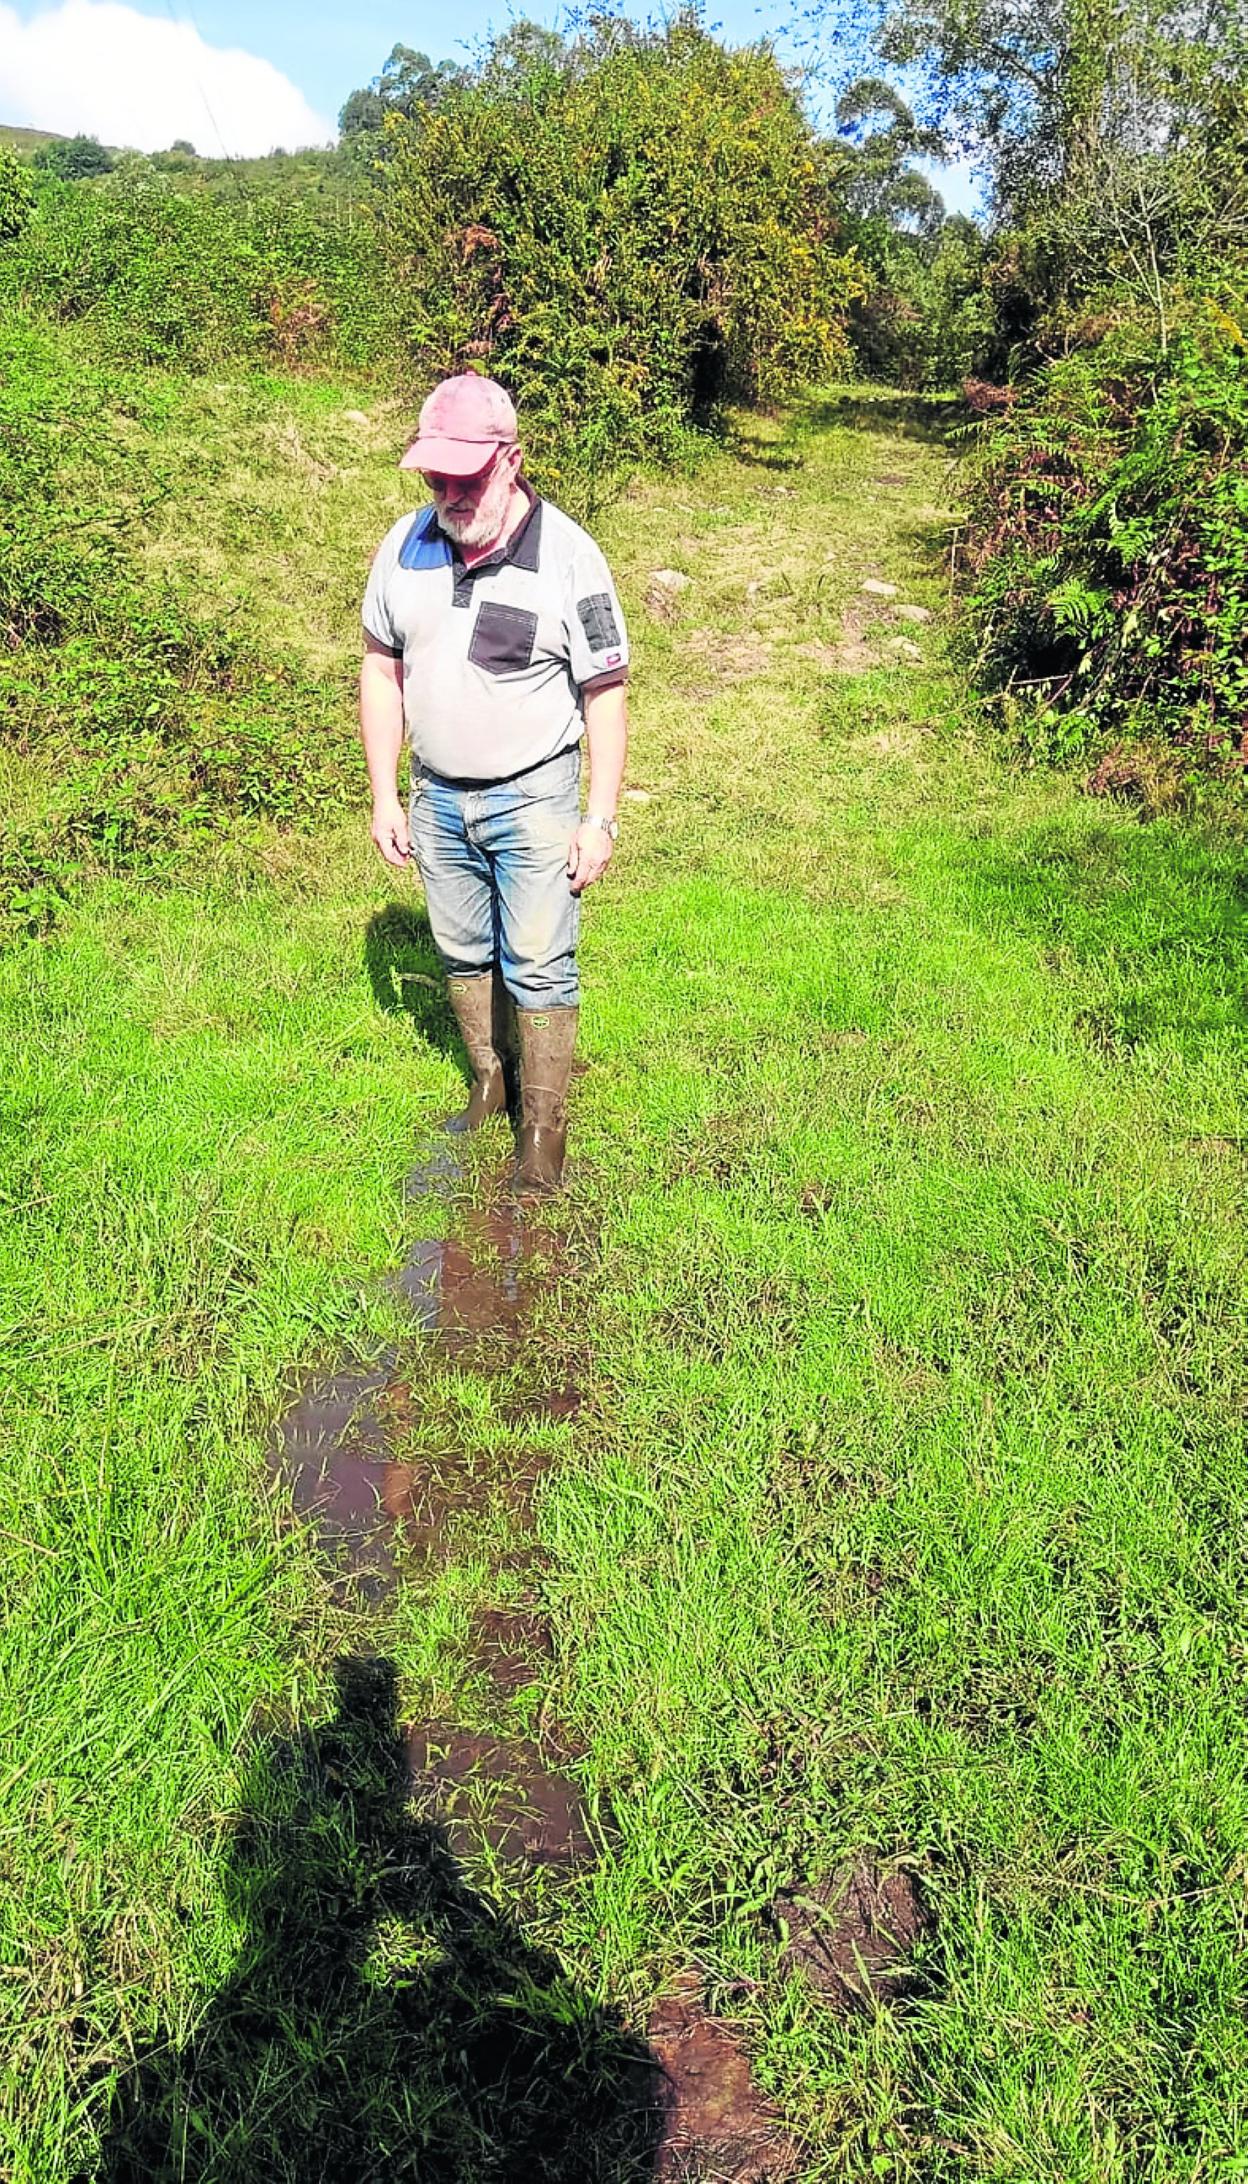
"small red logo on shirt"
603,650,622,667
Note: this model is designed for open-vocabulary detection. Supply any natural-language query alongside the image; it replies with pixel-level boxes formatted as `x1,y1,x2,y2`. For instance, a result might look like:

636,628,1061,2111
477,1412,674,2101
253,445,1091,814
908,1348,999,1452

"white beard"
435,466,516,550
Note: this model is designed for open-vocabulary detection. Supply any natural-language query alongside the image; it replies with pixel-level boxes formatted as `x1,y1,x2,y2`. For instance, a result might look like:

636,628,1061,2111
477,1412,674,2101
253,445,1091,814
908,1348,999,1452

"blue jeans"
409,746,581,1011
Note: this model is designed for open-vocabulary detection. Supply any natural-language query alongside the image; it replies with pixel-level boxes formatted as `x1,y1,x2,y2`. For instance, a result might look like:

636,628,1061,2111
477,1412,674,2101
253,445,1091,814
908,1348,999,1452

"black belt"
416,743,579,791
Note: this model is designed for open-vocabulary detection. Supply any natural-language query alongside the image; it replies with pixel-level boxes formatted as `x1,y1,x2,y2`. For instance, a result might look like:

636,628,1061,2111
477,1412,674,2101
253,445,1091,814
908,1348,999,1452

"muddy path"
267,1145,817,2182
270,1149,586,1850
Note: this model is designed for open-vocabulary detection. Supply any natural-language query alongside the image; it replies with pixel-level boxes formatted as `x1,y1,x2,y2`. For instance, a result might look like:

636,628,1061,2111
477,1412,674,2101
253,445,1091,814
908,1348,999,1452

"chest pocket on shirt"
468,601,538,675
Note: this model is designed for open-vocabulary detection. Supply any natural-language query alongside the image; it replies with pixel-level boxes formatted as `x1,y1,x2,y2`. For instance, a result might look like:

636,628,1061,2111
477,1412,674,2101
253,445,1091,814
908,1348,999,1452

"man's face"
423,444,519,548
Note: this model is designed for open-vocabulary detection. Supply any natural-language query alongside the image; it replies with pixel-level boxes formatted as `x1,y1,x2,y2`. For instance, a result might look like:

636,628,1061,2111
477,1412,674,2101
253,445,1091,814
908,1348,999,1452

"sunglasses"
421,445,512,497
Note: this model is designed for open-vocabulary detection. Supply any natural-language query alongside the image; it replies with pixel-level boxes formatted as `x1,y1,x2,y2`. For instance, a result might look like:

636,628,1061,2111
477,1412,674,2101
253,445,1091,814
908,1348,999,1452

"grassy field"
3,380,1248,2179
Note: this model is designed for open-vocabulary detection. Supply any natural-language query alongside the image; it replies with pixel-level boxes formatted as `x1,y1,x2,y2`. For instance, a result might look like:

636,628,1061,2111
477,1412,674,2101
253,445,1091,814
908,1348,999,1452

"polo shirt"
361,490,630,784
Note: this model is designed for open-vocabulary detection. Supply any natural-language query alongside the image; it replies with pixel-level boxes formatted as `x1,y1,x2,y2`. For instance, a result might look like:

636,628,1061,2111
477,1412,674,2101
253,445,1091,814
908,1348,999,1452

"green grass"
3,380,1248,2178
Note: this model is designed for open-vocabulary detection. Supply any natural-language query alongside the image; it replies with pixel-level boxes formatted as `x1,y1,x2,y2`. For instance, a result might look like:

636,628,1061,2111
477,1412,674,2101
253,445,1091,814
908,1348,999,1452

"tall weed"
963,316,1248,778
0,324,352,932
1,169,401,370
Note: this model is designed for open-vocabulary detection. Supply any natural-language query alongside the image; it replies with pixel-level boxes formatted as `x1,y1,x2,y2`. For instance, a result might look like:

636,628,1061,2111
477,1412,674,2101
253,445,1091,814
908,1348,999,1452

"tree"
338,44,467,138
33,133,115,180
864,0,1244,221
832,76,945,237
472,19,569,91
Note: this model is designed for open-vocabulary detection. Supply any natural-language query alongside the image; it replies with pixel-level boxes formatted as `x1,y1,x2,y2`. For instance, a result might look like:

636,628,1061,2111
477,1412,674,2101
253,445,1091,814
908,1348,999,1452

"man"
359,373,628,1192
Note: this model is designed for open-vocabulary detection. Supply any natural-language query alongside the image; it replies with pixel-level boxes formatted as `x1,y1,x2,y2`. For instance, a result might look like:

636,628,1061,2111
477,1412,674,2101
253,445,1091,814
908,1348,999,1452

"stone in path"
646,568,692,620
895,603,933,624
861,577,898,599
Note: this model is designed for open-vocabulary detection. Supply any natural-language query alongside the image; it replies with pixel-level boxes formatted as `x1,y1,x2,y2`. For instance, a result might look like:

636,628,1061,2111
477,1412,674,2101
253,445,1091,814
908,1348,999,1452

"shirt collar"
435,484,543,576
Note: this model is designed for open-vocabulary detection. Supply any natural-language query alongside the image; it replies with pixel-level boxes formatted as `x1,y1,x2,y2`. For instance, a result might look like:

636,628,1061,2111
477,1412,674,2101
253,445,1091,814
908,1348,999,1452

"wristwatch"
585,813,620,840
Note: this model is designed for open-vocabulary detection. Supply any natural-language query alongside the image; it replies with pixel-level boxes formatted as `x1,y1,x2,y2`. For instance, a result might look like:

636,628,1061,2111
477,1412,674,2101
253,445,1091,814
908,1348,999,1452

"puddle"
406,1725,595,1867
269,1148,566,1592
648,1977,801,2181
269,1147,811,2155
393,1207,530,1348
268,1143,588,1884
471,1605,553,1694
272,1359,406,1594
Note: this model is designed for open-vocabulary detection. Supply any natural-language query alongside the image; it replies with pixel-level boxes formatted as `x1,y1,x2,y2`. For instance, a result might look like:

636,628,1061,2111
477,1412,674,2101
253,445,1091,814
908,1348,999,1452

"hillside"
3,374,1248,2177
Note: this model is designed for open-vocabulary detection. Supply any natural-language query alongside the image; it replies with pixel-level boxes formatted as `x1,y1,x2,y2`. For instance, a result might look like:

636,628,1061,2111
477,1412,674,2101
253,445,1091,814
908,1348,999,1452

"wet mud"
647,1978,801,2182
269,1151,560,1591
406,1725,595,1868
268,1145,819,2176
769,1861,928,2009
472,1604,555,1694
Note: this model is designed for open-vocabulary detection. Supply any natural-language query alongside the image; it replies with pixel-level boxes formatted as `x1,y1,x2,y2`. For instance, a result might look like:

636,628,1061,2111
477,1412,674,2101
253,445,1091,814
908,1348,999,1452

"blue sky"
0,0,982,211
91,0,832,133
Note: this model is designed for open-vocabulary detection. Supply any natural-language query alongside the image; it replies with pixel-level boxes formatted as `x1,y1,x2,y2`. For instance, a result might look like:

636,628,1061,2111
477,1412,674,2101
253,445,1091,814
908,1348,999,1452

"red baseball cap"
400,374,519,476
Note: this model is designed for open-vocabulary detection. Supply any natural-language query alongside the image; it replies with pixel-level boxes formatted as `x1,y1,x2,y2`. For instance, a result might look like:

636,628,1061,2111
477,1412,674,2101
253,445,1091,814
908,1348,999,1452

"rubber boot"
443,972,508,1135
492,968,520,1121
514,1004,579,1192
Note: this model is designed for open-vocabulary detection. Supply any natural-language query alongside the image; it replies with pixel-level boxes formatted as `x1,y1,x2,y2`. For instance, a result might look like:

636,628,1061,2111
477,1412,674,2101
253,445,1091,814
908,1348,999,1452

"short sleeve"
362,525,404,655
563,535,629,689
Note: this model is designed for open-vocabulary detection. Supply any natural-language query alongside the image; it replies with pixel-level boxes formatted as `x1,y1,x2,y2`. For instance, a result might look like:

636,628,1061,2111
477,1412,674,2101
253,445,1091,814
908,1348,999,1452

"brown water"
269,1148,560,1588
406,1725,594,1868
267,1147,594,1862
268,1144,832,2167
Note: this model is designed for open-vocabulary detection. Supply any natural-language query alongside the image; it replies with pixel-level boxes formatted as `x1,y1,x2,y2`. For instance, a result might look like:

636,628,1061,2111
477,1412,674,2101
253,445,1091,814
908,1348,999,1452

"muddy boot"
514,1004,579,1192
444,973,508,1135
492,967,520,1121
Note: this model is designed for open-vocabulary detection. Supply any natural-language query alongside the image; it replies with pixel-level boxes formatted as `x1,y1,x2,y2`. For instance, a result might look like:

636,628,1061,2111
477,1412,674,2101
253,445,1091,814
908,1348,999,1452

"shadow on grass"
805,391,962,443
719,420,803,471
88,1659,662,2184
364,905,459,1064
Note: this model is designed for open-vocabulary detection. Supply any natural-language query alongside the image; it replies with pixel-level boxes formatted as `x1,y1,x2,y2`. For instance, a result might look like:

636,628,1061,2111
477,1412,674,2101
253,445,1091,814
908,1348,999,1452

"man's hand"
567,822,614,895
372,796,411,869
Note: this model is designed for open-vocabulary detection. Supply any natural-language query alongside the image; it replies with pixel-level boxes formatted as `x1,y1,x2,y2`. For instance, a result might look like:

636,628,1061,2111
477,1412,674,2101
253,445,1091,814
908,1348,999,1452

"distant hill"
0,121,356,195
0,123,84,158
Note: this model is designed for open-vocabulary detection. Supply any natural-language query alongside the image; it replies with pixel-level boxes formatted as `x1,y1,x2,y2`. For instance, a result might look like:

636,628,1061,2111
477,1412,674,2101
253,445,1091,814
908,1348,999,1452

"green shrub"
0,149,34,244
963,312,1248,770
848,217,996,388
380,16,866,495
0,170,400,370
32,133,114,180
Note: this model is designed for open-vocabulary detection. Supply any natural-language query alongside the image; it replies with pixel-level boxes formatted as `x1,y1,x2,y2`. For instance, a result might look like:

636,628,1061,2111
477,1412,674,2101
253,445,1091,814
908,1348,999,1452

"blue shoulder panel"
398,506,453,572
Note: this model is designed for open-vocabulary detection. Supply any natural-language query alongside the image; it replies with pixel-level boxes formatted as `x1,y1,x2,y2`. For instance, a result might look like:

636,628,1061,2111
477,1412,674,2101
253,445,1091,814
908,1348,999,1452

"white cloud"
917,154,988,222
0,0,332,156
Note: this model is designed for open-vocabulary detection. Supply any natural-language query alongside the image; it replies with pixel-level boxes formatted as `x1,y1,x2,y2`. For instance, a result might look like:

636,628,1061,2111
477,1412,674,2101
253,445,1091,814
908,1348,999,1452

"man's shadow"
364,905,459,1062
90,1658,664,2182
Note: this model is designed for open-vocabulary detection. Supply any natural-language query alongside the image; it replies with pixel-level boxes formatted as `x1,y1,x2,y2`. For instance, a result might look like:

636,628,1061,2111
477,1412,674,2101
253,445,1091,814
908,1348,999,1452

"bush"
0,169,400,370
0,150,34,244
380,16,866,495
848,217,995,388
32,133,114,180
963,312,1248,771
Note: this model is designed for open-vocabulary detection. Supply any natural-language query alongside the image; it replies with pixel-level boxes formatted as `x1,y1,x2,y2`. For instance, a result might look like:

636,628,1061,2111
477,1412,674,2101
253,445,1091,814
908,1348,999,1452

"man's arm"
567,676,628,896
360,635,410,868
